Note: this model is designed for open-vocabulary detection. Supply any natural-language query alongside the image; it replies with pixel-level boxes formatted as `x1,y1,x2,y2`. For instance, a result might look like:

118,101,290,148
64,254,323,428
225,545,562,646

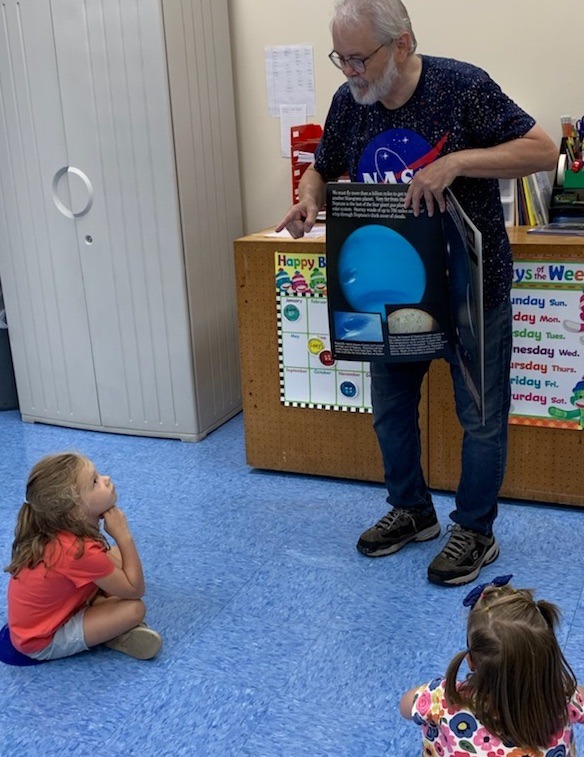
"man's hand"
275,165,327,237
404,153,458,216
275,199,320,238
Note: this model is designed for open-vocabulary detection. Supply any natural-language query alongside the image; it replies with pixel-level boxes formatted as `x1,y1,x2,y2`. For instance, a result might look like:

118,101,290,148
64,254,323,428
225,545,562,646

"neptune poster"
326,183,453,362
326,182,484,419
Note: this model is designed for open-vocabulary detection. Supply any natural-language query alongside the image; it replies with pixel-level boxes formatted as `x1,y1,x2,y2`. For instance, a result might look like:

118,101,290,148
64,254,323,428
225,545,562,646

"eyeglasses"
328,42,389,74
463,574,513,609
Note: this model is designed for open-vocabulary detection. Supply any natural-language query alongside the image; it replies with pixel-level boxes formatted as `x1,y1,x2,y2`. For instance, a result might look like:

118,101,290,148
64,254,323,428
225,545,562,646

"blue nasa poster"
326,182,484,419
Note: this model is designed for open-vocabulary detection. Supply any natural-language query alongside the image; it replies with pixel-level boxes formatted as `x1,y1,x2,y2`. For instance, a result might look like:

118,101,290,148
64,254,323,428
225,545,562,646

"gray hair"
332,0,417,54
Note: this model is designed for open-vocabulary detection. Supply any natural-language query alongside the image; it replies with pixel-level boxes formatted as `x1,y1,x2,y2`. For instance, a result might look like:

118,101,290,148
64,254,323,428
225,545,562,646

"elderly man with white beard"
277,0,557,586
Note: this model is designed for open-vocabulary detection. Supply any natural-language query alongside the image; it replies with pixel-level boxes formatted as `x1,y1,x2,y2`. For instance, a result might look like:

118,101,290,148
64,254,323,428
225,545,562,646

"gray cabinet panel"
0,0,100,423
0,0,243,440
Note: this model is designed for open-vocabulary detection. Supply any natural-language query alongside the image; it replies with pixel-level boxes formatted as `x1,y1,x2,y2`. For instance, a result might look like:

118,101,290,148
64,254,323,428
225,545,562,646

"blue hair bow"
462,574,513,608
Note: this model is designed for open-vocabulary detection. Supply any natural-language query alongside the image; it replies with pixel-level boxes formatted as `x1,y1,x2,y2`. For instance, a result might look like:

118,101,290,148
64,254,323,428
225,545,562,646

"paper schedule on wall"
265,44,315,118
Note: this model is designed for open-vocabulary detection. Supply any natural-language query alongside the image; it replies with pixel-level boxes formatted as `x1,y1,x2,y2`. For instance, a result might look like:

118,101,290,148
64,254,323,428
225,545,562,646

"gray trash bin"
0,293,18,410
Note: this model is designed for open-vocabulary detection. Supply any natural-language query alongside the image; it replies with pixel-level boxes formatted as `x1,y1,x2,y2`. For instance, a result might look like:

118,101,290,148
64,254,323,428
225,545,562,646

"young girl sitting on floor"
5,452,162,661
401,575,584,755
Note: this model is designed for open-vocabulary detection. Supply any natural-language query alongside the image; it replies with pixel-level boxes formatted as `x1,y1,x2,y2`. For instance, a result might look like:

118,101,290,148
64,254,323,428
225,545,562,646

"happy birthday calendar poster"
275,251,372,411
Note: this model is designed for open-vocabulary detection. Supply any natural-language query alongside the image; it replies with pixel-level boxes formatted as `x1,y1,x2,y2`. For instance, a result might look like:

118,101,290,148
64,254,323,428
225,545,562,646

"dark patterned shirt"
314,55,536,308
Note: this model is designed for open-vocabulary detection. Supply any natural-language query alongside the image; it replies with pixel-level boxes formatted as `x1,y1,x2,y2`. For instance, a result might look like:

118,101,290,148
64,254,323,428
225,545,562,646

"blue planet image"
338,224,425,315
335,312,383,342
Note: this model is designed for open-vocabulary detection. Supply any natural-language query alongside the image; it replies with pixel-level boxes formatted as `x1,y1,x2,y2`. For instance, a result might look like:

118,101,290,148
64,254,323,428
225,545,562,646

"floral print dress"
411,677,584,757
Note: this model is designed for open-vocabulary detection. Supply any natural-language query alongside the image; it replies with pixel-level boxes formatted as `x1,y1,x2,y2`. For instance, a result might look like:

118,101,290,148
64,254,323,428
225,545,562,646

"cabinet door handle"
52,166,94,219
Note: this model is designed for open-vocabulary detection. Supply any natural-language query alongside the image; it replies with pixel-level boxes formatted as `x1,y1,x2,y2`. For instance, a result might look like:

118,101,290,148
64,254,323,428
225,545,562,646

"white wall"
228,0,581,235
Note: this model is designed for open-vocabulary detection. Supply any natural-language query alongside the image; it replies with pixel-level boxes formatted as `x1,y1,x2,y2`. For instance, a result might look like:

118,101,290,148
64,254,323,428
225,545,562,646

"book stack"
514,172,552,226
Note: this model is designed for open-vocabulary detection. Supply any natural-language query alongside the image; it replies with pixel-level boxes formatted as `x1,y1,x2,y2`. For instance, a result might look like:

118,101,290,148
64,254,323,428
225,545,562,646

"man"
276,0,557,586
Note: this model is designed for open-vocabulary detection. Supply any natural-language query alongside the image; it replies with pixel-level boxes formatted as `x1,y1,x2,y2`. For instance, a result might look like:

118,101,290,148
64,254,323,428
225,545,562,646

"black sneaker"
427,525,499,586
357,507,440,557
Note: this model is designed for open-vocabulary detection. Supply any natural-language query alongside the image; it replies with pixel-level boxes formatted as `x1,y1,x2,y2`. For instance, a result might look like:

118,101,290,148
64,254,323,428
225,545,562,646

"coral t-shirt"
8,531,115,653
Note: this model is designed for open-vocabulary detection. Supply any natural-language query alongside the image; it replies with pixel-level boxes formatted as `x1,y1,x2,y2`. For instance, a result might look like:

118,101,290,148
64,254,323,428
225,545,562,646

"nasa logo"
357,128,448,184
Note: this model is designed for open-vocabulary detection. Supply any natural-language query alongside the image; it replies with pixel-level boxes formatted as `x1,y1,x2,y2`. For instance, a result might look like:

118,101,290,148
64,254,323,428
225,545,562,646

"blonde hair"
4,452,108,576
445,584,577,750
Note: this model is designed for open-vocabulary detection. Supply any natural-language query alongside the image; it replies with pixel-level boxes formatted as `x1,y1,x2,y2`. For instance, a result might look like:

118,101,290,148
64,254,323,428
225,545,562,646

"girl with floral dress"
400,576,584,756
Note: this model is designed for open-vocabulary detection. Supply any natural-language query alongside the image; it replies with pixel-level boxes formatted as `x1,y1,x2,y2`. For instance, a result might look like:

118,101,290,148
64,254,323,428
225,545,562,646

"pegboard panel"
234,232,430,482
428,360,583,505
428,228,584,507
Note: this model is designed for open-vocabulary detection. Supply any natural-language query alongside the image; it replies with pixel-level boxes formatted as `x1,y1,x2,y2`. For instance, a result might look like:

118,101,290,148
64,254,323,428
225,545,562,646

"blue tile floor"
0,409,583,755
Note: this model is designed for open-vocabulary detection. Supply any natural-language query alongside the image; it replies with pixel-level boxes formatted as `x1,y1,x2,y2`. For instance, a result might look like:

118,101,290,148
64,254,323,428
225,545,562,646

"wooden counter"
235,228,583,506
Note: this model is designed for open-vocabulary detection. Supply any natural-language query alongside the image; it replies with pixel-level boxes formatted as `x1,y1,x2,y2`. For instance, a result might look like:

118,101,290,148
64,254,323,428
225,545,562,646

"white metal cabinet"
0,0,101,425
0,0,243,440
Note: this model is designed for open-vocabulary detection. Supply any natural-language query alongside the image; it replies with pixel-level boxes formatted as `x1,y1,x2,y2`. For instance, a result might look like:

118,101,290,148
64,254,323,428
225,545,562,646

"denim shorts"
26,608,89,661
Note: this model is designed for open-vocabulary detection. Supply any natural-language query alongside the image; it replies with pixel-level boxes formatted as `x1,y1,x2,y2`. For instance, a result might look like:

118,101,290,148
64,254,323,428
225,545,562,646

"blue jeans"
370,298,512,536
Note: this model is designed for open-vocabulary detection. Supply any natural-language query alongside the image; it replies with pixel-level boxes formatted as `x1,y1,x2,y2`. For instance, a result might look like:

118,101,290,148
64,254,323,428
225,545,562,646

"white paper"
264,225,326,239
280,104,306,158
295,151,315,163
265,44,315,118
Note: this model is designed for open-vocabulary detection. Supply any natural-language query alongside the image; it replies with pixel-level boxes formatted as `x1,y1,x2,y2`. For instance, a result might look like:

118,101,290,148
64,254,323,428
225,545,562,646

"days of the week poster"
509,259,584,430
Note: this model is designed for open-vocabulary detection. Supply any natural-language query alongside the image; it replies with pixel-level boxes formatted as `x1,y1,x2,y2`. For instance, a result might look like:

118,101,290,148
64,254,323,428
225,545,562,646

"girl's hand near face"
102,506,133,544
96,506,144,598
